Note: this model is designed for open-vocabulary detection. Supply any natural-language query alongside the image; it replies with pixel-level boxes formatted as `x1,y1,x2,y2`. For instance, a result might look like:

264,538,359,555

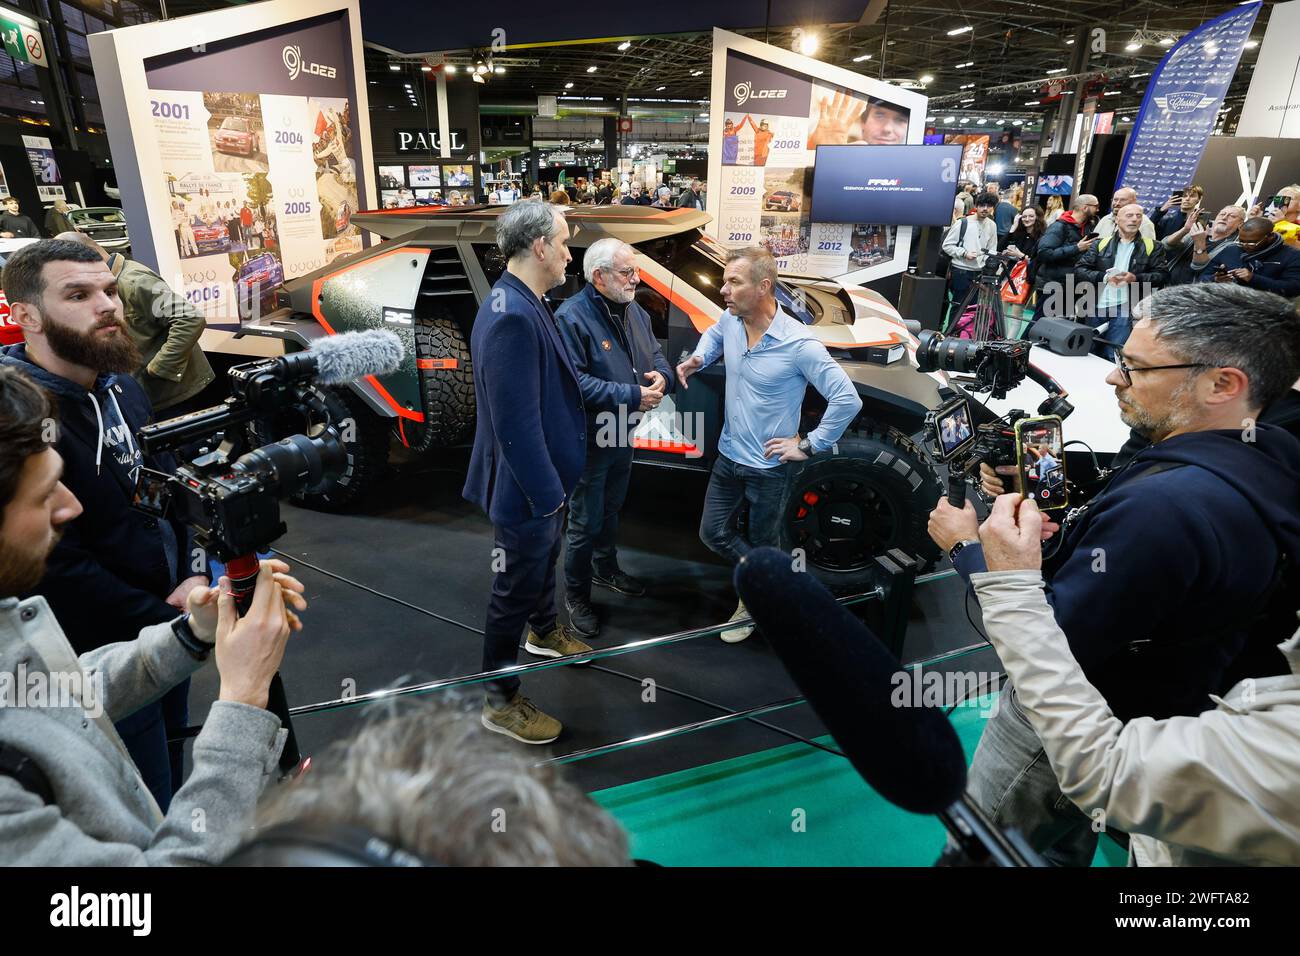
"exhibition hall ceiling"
144,0,1271,119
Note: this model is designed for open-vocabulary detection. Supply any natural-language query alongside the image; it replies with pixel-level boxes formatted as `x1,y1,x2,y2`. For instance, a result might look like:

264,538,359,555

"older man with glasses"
555,238,673,638
929,282,1300,866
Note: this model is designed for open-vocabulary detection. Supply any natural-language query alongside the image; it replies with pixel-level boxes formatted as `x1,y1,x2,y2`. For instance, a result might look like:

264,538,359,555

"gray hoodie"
0,594,285,864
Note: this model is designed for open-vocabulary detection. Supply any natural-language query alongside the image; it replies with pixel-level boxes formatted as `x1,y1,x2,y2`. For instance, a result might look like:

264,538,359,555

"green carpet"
591,695,1127,867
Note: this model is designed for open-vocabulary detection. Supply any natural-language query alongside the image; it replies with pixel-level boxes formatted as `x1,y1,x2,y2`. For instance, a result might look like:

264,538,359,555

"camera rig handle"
225,554,302,773
947,469,968,507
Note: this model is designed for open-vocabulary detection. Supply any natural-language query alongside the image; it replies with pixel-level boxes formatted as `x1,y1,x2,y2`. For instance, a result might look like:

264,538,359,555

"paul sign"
396,127,468,153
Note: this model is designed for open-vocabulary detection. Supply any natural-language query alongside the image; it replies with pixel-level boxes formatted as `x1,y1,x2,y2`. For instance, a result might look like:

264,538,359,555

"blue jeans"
1089,304,1132,360
565,445,634,601
964,683,1098,866
483,510,564,703
698,454,790,567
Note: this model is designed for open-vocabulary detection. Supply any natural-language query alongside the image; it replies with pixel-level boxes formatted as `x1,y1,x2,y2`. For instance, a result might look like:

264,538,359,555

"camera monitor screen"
931,397,976,461
810,144,964,226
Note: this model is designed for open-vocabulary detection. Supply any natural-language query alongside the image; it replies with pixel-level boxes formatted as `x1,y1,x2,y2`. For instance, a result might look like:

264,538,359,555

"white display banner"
707,29,926,285
1237,0,1300,138
88,0,375,332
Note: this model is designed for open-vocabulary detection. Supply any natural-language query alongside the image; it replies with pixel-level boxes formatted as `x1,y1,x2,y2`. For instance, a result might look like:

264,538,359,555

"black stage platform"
185,446,997,793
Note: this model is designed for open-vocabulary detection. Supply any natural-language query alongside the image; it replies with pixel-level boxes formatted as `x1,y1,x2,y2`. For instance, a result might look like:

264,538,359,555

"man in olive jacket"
57,232,214,413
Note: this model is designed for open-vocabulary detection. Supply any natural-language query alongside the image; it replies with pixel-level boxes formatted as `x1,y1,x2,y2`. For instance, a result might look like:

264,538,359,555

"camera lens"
234,431,347,497
912,330,982,374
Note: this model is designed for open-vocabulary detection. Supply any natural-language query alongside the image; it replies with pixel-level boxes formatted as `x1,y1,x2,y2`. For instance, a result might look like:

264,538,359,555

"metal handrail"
288,590,884,717
286,567,963,719
545,697,808,765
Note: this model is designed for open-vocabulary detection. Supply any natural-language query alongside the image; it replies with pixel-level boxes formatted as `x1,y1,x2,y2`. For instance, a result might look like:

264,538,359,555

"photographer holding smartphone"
971,493,1300,866
929,283,1300,866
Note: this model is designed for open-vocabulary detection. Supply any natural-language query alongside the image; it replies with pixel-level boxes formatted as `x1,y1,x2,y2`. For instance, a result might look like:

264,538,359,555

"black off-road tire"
779,426,943,594
400,314,475,452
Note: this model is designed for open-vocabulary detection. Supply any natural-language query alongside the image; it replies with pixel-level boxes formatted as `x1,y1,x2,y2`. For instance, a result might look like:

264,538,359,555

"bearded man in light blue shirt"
676,246,862,642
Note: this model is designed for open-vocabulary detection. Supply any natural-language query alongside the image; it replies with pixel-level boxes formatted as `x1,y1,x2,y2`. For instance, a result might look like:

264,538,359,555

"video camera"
133,330,402,560
905,322,1073,507
130,329,402,771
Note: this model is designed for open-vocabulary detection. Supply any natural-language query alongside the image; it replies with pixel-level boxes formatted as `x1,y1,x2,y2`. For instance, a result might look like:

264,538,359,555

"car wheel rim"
787,474,901,573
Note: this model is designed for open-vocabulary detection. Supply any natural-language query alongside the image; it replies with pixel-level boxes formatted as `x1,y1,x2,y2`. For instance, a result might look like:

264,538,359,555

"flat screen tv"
1037,174,1075,195
810,144,964,226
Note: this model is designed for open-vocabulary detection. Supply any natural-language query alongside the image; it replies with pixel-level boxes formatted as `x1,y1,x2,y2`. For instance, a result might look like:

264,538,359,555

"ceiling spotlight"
1131,71,1151,77
919,74,935,85
1244,39,1259,49
1103,90,1121,96
944,116,955,123
926,115,936,122
389,64,400,72
1122,116,1132,122
1024,100,1040,106
955,61,975,69
618,41,631,51
797,32,820,55
978,118,987,124
420,65,431,72
444,64,457,74
691,70,704,76
1013,119,1024,125
1125,37,1142,51
1065,38,1075,45
960,98,975,104
587,65,598,73
495,67,505,74
960,117,970,124
656,86,666,91
947,25,973,36
960,82,975,89
565,81,574,89
1046,68,1067,75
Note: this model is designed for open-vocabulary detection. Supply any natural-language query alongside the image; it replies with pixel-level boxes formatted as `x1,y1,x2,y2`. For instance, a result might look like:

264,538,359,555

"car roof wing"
349,204,712,244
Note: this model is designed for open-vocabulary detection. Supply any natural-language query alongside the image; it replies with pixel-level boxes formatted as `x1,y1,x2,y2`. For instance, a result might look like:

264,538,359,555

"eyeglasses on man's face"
605,265,638,280
1112,352,1212,387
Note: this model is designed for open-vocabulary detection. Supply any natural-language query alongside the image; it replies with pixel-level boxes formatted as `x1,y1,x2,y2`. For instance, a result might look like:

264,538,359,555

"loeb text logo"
283,44,337,81
733,80,787,107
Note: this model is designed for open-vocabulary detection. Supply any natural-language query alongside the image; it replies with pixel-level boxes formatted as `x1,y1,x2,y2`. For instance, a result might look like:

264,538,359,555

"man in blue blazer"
463,200,590,744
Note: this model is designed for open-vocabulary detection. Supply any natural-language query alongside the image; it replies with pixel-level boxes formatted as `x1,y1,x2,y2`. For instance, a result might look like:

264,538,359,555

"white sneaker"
720,599,755,644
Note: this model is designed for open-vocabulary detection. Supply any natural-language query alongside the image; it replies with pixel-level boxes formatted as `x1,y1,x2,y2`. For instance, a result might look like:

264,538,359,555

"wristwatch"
948,539,980,564
797,437,814,457
171,613,213,661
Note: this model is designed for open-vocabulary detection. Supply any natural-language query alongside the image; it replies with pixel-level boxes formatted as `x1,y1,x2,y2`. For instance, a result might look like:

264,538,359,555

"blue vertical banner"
1117,2,1261,211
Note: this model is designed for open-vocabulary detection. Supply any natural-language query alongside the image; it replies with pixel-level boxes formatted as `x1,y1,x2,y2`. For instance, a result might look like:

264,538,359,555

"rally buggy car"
238,204,951,593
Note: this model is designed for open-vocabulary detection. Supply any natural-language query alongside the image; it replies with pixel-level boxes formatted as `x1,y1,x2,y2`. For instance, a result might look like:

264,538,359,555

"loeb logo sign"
282,44,337,81
732,80,787,107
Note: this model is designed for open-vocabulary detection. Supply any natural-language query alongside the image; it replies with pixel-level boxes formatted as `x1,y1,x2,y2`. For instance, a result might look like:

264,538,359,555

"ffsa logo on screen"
282,44,337,80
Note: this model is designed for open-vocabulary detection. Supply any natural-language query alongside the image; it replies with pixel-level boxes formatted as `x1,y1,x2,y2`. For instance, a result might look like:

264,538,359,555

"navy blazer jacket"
554,282,673,442
463,271,587,525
